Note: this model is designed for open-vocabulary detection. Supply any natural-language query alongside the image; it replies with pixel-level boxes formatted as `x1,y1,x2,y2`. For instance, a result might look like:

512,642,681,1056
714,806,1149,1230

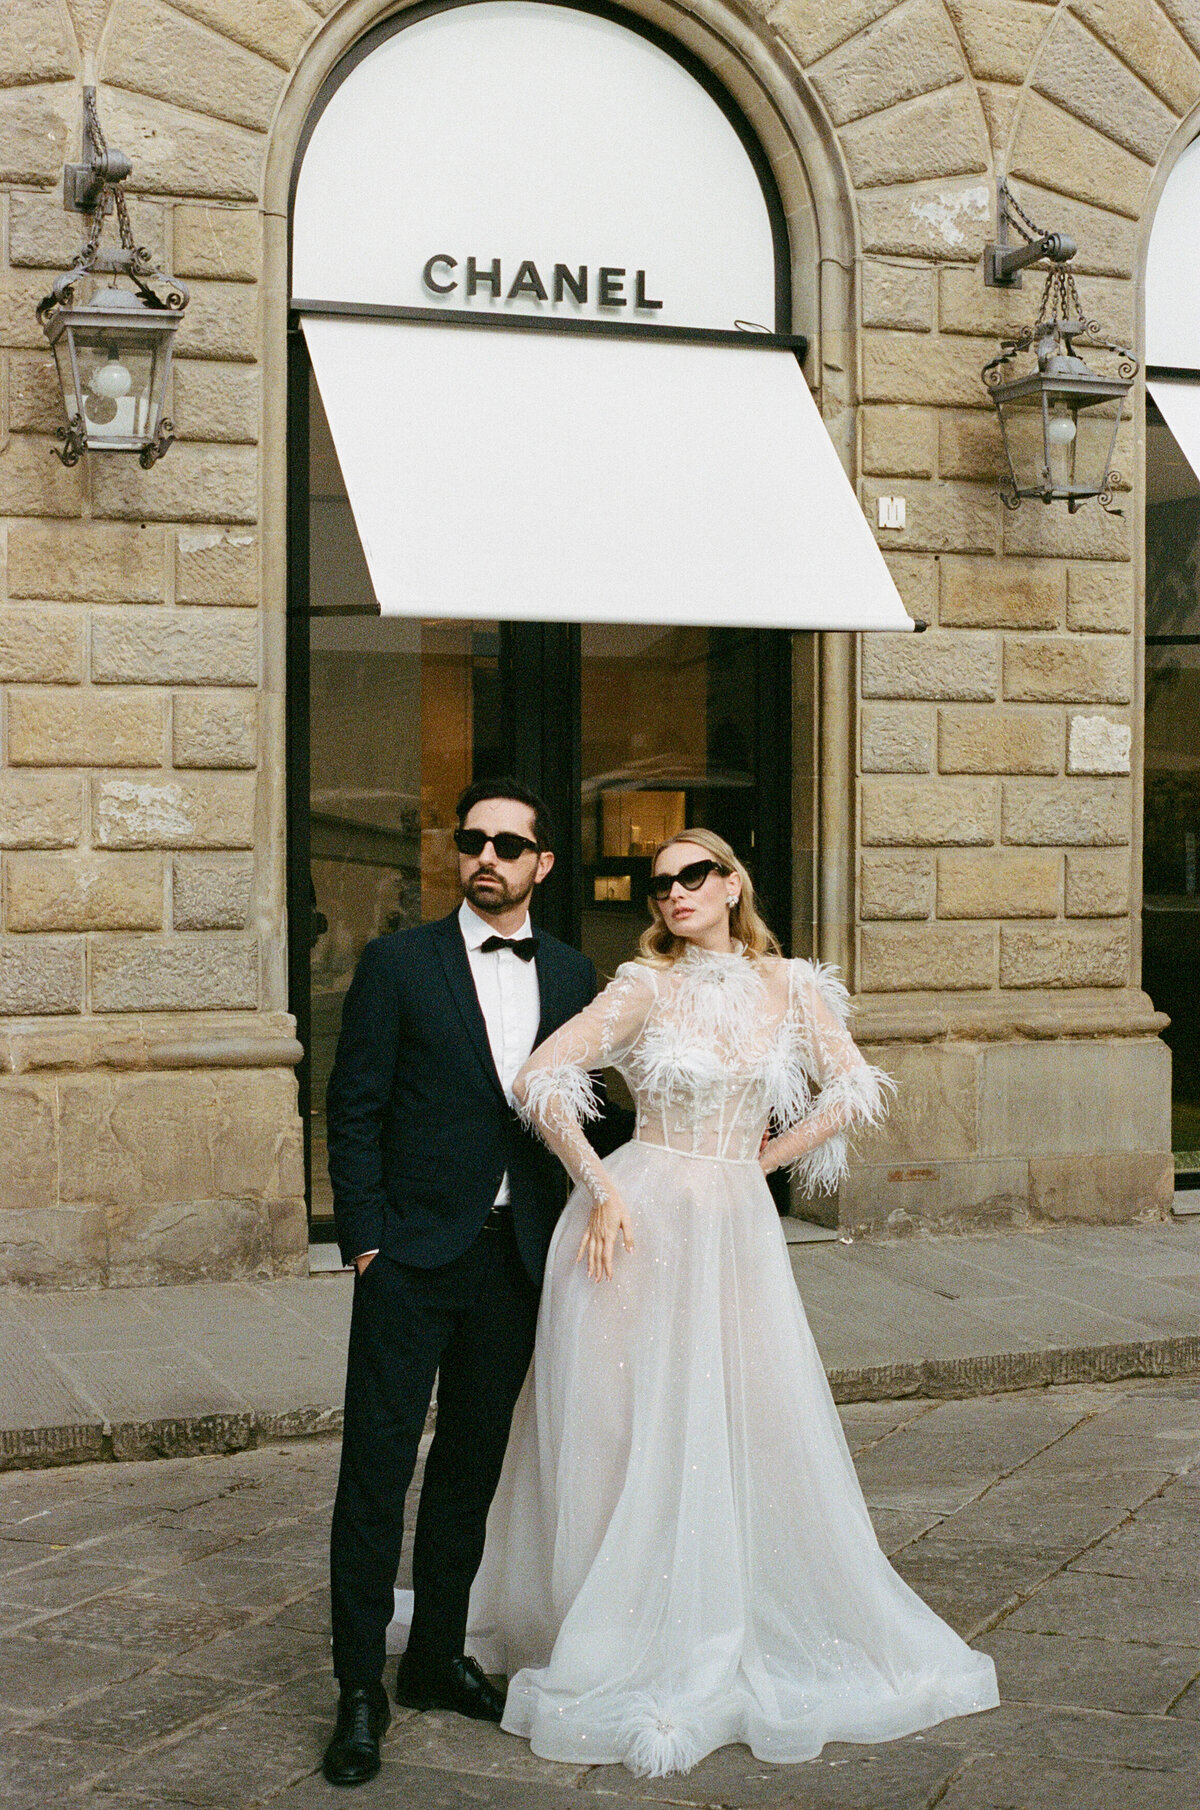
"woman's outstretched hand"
576,1191,634,1281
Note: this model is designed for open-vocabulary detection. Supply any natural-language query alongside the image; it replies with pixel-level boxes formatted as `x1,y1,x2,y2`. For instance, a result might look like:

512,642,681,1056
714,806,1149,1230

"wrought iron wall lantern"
37,89,189,468
981,181,1136,513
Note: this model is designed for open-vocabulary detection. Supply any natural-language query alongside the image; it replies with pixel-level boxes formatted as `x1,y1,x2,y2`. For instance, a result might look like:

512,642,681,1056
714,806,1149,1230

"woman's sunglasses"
453,827,541,862
647,858,730,902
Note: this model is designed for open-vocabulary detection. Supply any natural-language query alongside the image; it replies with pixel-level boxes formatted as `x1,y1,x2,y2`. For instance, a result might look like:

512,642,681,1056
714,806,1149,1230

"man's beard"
464,868,534,916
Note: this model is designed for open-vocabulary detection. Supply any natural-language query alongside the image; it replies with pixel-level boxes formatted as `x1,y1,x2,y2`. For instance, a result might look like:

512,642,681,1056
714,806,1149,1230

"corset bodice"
514,943,890,1201
620,1010,796,1162
602,948,810,1162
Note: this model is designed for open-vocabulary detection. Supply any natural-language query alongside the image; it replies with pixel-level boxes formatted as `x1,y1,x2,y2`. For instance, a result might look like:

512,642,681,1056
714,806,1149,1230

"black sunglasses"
454,827,541,862
647,858,730,902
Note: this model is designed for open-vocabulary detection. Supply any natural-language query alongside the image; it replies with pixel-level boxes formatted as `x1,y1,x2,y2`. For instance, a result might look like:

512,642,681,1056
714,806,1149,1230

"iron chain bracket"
37,87,189,326
984,177,1077,289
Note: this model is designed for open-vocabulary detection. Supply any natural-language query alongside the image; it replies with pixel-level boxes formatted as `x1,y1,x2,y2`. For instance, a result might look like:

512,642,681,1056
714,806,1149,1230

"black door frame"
500,623,582,944
286,327,315,1212
1144,380,1200,1188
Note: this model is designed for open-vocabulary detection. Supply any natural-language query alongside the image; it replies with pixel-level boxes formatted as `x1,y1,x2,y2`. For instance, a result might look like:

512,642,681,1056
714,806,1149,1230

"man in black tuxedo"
321,779,597,1786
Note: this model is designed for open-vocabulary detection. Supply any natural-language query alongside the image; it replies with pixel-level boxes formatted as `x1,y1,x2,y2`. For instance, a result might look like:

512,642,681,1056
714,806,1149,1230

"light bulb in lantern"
83,350,134,429
90,358,133,400
1046,402,1077,487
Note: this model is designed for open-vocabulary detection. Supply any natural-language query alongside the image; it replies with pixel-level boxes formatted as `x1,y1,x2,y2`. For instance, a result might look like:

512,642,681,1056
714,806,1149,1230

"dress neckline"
678,940,748,969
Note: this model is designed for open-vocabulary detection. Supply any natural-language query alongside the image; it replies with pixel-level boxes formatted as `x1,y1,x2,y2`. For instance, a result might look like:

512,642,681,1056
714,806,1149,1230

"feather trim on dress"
615,1695,706,1779
800,957,855,1023
514,1060,603,1134
759,1027,815,1135
786,1061,895,1195
633,950,767,1112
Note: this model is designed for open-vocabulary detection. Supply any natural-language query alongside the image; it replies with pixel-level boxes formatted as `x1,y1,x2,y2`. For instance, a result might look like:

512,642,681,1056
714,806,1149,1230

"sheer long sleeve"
761,961,893,1194
513,963,657,1204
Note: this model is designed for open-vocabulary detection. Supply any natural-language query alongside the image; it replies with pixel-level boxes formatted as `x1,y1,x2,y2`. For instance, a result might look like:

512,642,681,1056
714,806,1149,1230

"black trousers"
329,1214,540,1688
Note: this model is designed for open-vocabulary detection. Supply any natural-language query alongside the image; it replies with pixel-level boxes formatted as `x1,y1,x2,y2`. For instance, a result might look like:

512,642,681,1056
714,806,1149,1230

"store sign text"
422,255,663,310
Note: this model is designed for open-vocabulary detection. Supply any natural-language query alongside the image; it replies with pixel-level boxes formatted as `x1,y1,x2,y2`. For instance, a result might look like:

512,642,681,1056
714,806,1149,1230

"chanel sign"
422,257,663,311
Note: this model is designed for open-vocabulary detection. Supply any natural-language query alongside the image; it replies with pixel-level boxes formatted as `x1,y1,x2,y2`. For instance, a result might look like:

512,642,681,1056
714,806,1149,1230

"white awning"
300,317,914,632
1148,376,1200,481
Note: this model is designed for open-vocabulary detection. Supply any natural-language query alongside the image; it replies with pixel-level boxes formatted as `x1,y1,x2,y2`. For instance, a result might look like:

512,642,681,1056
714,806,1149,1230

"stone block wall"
858,558,1136,996
755,0,1190,1231
0,0,1193,1275
0,0,314,1284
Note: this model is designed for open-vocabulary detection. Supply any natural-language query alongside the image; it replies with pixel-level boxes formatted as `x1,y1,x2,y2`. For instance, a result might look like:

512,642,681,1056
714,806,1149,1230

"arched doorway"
1145,133,1200,1185
282,0,909,1234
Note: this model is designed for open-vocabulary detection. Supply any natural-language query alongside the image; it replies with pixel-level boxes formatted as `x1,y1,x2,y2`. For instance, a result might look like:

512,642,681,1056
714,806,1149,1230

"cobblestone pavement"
0,1378,1198,1809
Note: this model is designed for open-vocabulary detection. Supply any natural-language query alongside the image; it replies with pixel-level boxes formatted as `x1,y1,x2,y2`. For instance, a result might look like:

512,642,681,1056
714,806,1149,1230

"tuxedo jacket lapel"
533,935,573,1046
432,914,506,1102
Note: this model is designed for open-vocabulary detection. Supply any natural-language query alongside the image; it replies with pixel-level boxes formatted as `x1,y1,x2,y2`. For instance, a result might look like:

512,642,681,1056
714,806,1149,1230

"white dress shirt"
458,898,542,1204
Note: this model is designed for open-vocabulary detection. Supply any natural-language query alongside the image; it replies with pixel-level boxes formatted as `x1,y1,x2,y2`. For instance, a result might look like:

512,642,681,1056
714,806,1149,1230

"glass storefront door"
1145,395,1200,1180
290,345,799,1232
306,615,503,1222
579,624,789,978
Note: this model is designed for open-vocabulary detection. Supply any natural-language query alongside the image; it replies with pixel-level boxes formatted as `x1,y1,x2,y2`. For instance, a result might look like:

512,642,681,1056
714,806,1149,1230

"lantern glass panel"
997,392,1048,494
70,324,160,449
1069,393,1122,496
51,334,82,423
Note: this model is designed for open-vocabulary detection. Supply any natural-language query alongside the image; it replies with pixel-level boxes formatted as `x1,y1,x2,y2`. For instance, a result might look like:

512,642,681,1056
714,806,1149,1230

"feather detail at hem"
786,1061,895,1195
615,1697,706,1779
514,1060,603,1136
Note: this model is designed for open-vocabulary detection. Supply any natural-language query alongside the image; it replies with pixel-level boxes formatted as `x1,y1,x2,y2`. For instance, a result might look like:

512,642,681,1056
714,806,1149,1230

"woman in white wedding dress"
465,828,999,1778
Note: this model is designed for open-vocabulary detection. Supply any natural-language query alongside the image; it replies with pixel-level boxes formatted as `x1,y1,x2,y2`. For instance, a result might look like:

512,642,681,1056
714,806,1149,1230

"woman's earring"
727,895,738,911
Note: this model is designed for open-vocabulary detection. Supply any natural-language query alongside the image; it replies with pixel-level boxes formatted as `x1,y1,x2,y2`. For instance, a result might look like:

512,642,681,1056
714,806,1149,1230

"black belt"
482,1202,510,1230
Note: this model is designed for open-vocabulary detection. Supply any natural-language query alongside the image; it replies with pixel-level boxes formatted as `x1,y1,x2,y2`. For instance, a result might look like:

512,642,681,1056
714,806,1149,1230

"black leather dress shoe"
394,1652,506,1722
322,1682,391,1786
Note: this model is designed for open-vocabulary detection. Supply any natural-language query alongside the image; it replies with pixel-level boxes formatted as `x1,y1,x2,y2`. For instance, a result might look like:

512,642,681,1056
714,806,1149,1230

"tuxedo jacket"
325,911,599,1283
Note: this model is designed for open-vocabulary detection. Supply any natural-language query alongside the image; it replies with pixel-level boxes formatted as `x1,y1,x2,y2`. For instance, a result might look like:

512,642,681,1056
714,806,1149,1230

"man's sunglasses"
647,858,729,902
454,827,541,862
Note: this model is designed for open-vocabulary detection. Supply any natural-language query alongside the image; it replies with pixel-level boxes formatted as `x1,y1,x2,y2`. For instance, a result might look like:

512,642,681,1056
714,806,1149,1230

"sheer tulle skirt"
464,1141,998,1775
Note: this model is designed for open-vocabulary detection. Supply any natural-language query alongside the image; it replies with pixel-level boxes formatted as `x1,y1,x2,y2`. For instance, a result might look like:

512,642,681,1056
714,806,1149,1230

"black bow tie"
479,935,538,961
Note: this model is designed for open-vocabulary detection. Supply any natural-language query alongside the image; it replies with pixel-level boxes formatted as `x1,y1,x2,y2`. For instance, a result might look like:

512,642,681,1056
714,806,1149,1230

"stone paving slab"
935,1753,1196,1810
1,1218,1199,1472
0,1380,1197,1808
0,1277,350,1470
806,1216,1200,1403
984,1627,1200,1716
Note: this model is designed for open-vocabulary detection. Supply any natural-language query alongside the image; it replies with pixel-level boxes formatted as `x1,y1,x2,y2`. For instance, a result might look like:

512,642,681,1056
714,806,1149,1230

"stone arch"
754,0,991,201
265,1,860,340
1005,1,1200,271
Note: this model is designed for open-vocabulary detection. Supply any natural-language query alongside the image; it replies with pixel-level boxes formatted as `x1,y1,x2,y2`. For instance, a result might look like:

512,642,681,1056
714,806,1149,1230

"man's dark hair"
455,777,554,851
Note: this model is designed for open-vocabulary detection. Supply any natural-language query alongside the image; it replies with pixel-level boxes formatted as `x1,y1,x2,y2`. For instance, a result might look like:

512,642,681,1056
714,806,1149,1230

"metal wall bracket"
62,88,131,213
984,231,1077,288
983,177,1076,287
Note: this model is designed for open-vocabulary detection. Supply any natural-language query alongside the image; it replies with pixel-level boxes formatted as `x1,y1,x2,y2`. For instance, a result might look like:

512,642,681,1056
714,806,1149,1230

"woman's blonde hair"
637,827,781,965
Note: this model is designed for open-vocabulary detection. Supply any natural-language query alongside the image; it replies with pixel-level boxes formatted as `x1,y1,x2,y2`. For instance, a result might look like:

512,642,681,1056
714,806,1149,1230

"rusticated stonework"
0,1,1188,1277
